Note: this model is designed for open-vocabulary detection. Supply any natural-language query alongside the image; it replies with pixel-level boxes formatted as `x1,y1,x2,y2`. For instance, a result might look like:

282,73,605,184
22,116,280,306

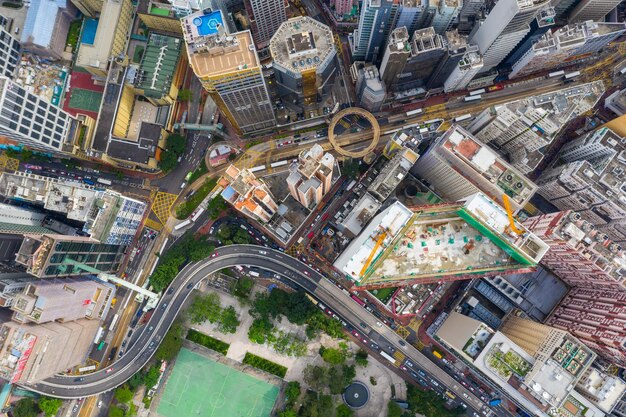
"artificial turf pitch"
67,88,102,113
157,348,279,417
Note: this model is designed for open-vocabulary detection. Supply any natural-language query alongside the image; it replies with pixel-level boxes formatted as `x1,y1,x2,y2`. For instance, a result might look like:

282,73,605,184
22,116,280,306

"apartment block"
398,27,446,91
219,165,279,223
0,319,99,383
576,367,626,414
334,0,355,17
524,210,626,289
395,0,429,35
368,148,419,201
245,0,287,52
286,144,335,208
430,0,462,35
0,20,20,79
0,274,34,307
182,10,275,134
412,125,537,213
350,0,396,62
379,27,411,91
355,65,386,112
427,30,470,89
11,278,115,324
605,88,626,116
443,45,483,92
137,0,188,34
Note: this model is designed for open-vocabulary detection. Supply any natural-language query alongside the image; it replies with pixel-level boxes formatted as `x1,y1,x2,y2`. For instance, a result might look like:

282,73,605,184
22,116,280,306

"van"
14,27,19,35
180,182,186,189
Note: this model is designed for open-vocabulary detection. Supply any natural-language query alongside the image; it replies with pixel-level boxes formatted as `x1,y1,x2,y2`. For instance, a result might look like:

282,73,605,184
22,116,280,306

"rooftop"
135,33,182,98
76,0,127,70
106,122,160,164
577,367,626,413
368,148,419,201
270,17,335,74
411,27,445,54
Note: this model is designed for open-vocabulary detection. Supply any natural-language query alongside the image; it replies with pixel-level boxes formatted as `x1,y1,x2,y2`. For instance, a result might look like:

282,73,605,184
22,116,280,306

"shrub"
187,329,230,355
243,352,287,378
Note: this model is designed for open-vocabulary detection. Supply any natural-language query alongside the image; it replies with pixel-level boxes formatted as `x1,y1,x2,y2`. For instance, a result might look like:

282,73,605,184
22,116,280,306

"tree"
144,365,161,389
303,365,329,391
336,403,355,417
248,317,274,344
387,401,403,417
233,276,254,299
114,386,133,404
299,392,333,417
188,293,222,324
355,349,368,367
341,158,361,179
13,398,39,417
219,306,240,333
189,243,215,262
284,381,301,406
278,410,297,417
321,347,346,365
108,405,125,417
159,150,178,173
20,149,33,161
39,396,62,417
177,89,193,101
156,321,184,361
166,134,186,156
207,195,228,219
127,372,145,391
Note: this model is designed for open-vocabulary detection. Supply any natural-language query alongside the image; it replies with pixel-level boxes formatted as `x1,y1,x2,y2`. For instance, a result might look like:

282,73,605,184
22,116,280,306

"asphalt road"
22,246,488,414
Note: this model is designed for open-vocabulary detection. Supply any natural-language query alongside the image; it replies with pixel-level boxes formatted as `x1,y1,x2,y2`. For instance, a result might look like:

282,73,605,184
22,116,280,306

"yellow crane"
502,194,524,235
360,230,387,277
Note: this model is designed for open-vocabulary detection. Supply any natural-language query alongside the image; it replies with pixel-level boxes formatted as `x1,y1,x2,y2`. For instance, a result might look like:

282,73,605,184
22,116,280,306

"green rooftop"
135,33,181,98
150,6,171,16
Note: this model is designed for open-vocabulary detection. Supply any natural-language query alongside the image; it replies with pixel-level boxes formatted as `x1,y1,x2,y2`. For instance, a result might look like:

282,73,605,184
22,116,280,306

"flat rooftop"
76,0,126,70
106,122,160,164
135,33,182,98
270,17,335,75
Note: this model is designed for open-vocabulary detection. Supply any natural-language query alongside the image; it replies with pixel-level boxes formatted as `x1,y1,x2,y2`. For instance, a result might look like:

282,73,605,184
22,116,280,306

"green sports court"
67,88,102,113
156,348,279,417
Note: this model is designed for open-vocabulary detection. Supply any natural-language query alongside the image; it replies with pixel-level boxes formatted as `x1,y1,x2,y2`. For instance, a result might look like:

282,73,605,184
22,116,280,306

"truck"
489,399,502,407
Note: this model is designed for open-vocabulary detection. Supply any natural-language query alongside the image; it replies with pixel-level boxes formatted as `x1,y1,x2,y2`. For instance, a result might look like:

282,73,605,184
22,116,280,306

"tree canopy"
38,397,62,417
13,398,39,417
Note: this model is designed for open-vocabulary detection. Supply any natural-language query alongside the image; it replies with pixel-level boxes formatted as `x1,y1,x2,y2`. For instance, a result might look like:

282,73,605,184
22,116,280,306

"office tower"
395,0,429,35
15,234,126,278
510,21,626,78
567,0,622,22
537,127,626,243
412,126,537,213
457,0,485,33
286,144,335,208
368,148,419,201
524,210,626,288
500,6,556,72
11,278,116,324
70,0,103,17
402,28,446,87
137,0,185,35
606,88,626,116
427,30,470,89
430,0,462,34
335,0,355,17
548,288,626,367
350,0,396,63
0,77,81,154
270,17,337,105
334,193,548,289
0,319,100,383
469,0,551,73
575,367,626,414
182,10,275,135
379,27,411,90
355,65,386,112
20,0,76,59
0,274,34,307
443,45,483,92
245,0,287,53
219,165,278,223
0,19,21,79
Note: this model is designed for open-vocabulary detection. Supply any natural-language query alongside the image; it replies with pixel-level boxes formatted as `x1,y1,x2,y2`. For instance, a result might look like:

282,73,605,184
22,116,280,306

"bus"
185,171,193,181
620,67,626,75
249,270,260,277
380,351,396,364
464,95,482,102
406,108,423,117
97,178,112,186
94,326,105,344
78,365,97,373
346,180,356,191
173,219,191,231
351,295,366,307
469,88,486,96
191,207,205,222
83,178,95,185
109,313,120,332
548,70,565,78
97,341,106,351
453,114,472,122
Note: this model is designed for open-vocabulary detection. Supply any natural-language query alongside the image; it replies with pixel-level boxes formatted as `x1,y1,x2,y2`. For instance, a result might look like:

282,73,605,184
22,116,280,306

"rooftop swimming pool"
192,10,223,36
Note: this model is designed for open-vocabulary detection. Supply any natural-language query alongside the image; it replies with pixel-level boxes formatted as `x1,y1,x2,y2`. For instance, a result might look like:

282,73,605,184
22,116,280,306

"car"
405,360,414,368
161,302,168,310
121,340,127,347
351,330,360,337
127,330,133,338
98,401,103,408
303,270,309,275
463,393,469,399
209,227,215,234
74,377,85,382
359,322,367,328
106,368,113,374
148,326,154,332
398,340,407,347
211,252,219,258
187,283,194,289
460,403,467,409
409,371,418,379
376,321,383,327
118,350,124,357
167,287,174,295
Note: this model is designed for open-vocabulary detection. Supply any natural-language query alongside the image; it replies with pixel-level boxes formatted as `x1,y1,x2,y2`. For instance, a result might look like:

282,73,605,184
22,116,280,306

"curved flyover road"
23,245,487,413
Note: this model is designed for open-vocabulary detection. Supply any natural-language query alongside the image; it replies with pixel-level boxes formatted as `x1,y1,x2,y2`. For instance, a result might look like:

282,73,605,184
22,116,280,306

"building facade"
427,30,470,89
379,27,411,90
219,165,279,223
0,20,21,79
355,65,386,111
245,0,287,53
286,144,334,208
350,0,396,63
443,45,483,92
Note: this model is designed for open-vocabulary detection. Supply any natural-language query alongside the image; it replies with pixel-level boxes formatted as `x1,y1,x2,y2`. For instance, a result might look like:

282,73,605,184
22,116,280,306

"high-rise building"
10,278,116,324
335,0,355,17
0,77,83,154
75,0,133,78
401,27,446,89
20,0,77,59
395,0,429,35
182,10,275,135
350,0,396,63
510,21,626,78
368,148,419,201
469,0,551,73
566,0,622,22
218,165,279,223
457,0,486,33
443,45,483,92
334,193,548,289
0,273,34,307
15,234,126,278
379,27,412,90
605,88,626,116
0,319,100,383
70,0,103,17
270,17,337,105
427,30,470,89
137,0,185,35
0,18,21,79
286,144,335,208
355,65,386,112
430,0,463,35
548,288,626,367
412,125,537,213
523,210,626,288
537,127,626,243
245,0,287,53
575,367,626,414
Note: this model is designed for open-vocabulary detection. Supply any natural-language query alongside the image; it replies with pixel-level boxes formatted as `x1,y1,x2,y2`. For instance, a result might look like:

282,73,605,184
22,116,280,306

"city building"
0,274,34,308
605,88,626,116
395,0,429,35
537,127,626,243
245,0,287,55
467,81,604,174
286,144,335,208
182,10,275,135
0,77,87,155
468,0,551,73
350,0,396,63
611,394,626,417
576,367,626,414
70,0,103,17
10,278,116,324
0,19,21,79
75,0,133,78
269,17,337,105
427,30,470,89
412,125,537,214
456,0,485,33
218,165,279,223
0,318,100,383
334,193,548,289
430,0,462,35
442,45,483,92
20,0,76,59
355,65,386,112
510,21,626,78
527,209,626,288
137,0,187,35
368,148,419,201
334,0,355,17
566,0,623,22
15,234,126,278
398,27,446,91
0,203,54,236
548,287,626,367
379,27,411,91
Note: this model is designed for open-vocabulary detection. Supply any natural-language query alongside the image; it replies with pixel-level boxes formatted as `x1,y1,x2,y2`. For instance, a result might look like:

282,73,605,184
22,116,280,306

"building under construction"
334,193,549,289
